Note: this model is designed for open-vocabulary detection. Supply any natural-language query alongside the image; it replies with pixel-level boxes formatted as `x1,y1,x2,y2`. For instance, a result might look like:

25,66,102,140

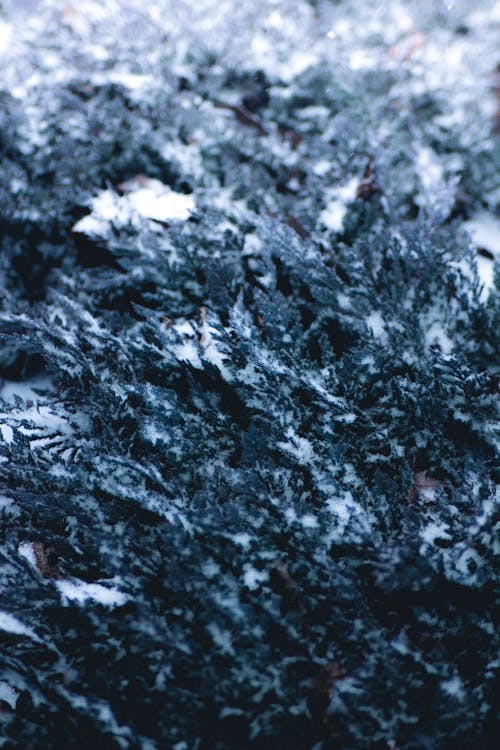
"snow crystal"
56,579,128,607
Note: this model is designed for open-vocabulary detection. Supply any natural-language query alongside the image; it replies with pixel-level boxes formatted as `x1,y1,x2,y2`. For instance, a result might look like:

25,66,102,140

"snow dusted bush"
0,1,498,748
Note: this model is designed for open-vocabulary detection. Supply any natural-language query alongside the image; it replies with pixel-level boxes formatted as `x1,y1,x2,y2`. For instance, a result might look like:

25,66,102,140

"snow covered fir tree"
0,1,498,748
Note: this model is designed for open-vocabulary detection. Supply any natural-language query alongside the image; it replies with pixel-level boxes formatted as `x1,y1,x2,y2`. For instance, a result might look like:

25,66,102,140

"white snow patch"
425,321,453,354
14,405,71,430
415,145,445,206
465,213,500,258
476,255,495,300
0,494,14,510
320,177,359,232
200,319,231,379
301,514,319,529
56,579,128,607
421,522,451,546
72,213,109,237
0,401,75,455
455,547,482,578
143,422,166,446
162,140,204,179
128,185,194,222
0,611,36,639
251,32,316,80
0,681,18,710
202,560,220,578
366,311,387,341
90,189,128,222
440,675,465,701
172,320,195,337
256,272,273,289
230,532,253,548
0,21,12,56
243,565,268,591
0,376,52,404
313,160,332,176
337,293,352,309
173,341,202,368
324,490,374,539
349,47,379,70
464,212,500,300
420,486,437,503
207,623,234,655
0,424,14,443
326,491,371,535
277,427,315,464
106,71,153,91
18,542,37,569
72,180,194,237
242,232,262,256
336,412,357,424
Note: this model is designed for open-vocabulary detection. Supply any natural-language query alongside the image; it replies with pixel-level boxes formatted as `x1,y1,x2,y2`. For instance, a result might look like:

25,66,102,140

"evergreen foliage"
0,2,498,748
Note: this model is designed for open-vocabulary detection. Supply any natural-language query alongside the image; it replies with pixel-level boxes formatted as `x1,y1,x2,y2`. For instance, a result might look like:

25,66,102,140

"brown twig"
214,101,267,135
